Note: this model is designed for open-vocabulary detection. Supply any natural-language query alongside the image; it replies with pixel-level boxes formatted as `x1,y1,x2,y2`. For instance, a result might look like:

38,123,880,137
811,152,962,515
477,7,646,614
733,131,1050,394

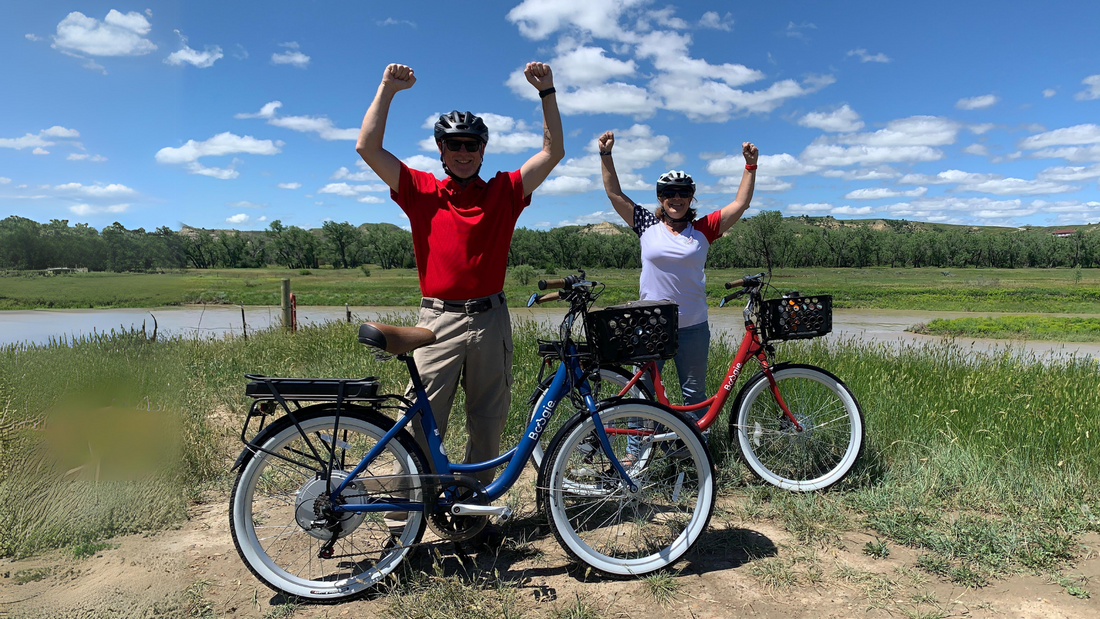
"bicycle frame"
610,297,803,433
323,304,637,516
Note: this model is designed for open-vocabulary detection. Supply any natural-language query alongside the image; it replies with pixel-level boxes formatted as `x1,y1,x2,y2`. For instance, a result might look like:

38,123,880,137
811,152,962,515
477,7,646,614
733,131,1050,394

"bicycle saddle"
358,322,436,355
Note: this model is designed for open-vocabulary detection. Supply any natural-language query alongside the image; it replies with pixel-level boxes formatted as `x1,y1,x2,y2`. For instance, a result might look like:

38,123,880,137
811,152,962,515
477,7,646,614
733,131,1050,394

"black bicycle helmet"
655,170,696,197
434,110,489,144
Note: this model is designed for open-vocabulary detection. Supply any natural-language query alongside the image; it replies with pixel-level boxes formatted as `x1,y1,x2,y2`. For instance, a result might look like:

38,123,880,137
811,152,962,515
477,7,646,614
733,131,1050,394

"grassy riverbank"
2,319,1098,591
909,315,1100,342
3,266,1100,313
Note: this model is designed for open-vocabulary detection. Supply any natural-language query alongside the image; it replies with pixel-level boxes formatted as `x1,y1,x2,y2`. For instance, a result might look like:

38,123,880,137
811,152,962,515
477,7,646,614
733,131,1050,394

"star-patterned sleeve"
631,204,659,237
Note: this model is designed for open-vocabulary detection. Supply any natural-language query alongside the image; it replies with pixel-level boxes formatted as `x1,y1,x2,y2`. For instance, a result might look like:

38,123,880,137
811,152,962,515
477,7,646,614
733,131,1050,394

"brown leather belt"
421,292,506,315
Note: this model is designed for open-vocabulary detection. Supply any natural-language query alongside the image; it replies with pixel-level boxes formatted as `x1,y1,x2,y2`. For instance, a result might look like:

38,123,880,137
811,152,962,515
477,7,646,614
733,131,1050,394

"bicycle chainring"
426,477,489,542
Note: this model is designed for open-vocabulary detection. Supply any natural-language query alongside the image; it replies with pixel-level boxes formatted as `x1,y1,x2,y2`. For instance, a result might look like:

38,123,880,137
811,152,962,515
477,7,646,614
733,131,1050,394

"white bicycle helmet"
656,170,695,197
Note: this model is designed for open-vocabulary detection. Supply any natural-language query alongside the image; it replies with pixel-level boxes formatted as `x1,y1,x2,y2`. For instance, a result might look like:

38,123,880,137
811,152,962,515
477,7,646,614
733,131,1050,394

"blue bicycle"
229,273,716,601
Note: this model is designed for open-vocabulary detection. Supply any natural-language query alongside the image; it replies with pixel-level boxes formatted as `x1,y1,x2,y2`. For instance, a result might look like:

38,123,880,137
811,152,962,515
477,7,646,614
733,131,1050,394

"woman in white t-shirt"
598,130,758,421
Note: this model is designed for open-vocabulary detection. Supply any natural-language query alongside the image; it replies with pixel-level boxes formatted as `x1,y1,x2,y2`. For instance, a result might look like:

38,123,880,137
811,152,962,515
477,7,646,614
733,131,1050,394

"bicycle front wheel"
542,400,715,577
732,364,864,492
230,407,428,601
528,364,650,469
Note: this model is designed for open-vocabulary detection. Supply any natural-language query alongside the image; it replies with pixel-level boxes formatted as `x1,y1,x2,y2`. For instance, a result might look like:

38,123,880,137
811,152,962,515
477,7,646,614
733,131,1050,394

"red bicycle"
528,272,864,492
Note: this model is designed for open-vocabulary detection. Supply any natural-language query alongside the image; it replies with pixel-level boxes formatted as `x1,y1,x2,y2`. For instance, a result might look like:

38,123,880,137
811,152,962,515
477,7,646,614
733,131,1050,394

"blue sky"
3,0,1100,232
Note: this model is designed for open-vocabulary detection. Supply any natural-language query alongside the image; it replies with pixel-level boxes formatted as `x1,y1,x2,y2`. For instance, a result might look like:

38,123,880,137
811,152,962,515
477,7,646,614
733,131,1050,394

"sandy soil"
2,489,1097,619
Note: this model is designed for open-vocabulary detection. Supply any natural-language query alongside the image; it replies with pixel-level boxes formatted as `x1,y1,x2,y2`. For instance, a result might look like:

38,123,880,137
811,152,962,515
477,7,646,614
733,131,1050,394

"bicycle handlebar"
724,272,768,289
538,278,565,290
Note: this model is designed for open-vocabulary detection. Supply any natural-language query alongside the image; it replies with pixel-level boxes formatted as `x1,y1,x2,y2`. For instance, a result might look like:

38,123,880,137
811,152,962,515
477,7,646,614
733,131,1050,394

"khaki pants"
404,298,514,486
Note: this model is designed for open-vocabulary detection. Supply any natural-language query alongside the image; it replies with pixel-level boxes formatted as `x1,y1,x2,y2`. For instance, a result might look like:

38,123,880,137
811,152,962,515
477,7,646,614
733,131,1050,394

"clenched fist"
524,62,554,91
598,131,615,153
743,142,759,165
381,64,416,93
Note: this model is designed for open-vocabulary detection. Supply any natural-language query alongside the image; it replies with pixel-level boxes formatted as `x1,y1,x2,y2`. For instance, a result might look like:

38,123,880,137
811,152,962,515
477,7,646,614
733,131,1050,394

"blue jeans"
629,321,711,454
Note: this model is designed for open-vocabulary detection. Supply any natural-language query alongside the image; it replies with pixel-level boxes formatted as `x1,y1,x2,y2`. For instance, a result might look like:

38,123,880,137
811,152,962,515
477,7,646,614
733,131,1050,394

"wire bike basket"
761,293,832,341
586,300,679,363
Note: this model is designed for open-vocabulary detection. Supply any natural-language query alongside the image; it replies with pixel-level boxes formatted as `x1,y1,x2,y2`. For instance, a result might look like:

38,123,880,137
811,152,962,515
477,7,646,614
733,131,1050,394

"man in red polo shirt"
355,62,563,487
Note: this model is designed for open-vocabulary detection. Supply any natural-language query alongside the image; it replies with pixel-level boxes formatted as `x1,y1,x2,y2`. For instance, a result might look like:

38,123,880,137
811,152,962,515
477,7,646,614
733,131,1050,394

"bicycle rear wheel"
528,365,649,469
542,400,715,577
230,407,428,601
731,364,863,492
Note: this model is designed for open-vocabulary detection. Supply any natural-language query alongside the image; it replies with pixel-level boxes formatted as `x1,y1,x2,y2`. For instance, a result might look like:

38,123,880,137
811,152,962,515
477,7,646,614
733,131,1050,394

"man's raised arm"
356,64,416,193
519,62,565,197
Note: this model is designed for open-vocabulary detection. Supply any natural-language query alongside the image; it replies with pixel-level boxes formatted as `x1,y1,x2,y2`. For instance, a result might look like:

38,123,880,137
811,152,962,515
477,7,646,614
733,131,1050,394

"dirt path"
3,491,1098,619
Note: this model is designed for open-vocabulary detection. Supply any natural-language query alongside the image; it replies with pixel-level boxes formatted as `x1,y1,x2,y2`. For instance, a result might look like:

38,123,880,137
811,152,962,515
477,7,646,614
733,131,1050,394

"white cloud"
895,169,1078,195
376,18,416,28
831,205,876,215
820,166,899,180
663,152,685,167
751,176,793,192
53,10,155,57
26,33,43,42
271,42,310,68
156,132,281,178
845,187,927,200
403,155,441,173
70,203,129,216
800,144,942,167
785,21,816,40
968,123,995,135
331,161,381,181
708,152,817,177
1030,146,1100,163
0,177,10,183
236,101,358,140
0,126,80,151
506,0,647,40
698,11,733,31
1037,163,1100,182
318,182,388,197
798,104,863,132
156,132,282,164
846,48,890,63
164,30,223,68
551,43,638,86
963,144,989,156
357,195,384,204
228,200,264,208
66,152,107,161
54,182,136,198
1019,124,1100,150
539,176,600,195
1074,75,1100,101
1042,88,1057,98
898,170,998,185
786,202,833,215
833,116,961,147
505,5,830,122
956,94,999,110
32,148,49,155
277,182,302,189
227,213,250,224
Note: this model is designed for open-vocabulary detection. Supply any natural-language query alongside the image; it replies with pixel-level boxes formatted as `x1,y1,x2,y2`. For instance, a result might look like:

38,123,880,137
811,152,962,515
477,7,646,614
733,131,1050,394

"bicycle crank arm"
450,504,513,522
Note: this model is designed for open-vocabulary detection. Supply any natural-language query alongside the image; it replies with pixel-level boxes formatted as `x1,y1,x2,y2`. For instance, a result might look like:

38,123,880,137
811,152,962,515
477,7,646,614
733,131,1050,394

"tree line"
1,212,1098,272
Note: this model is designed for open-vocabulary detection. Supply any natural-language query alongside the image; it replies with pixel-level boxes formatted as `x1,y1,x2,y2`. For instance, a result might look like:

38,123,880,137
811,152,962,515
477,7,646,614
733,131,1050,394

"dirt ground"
2,487,1098,619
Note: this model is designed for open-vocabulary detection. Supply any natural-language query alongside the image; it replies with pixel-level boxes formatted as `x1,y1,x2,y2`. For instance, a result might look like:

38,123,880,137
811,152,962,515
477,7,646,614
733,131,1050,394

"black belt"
421,292,506,315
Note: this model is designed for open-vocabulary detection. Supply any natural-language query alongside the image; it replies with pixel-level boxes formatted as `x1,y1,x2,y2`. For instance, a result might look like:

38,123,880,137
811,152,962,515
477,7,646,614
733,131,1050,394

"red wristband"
745,164,758,171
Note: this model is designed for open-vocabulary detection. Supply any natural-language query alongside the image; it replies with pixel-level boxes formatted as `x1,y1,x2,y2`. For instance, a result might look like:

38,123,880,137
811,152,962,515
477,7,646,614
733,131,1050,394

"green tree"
321,221,362,268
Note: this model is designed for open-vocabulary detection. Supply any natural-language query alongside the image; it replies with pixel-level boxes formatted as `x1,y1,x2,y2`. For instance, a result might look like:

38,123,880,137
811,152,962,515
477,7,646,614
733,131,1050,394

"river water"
2,304,1099,359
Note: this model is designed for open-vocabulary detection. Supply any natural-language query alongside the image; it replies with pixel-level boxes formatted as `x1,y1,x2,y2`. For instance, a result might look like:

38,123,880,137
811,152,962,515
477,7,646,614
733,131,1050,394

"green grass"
71,540,116,559
1,316,1098,594
909,315,1100,342
3,266,1100,313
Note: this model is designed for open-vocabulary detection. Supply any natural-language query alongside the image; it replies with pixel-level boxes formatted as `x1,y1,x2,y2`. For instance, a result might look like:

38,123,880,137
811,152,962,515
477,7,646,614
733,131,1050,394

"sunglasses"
443,139,482,153
659,190,693,200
